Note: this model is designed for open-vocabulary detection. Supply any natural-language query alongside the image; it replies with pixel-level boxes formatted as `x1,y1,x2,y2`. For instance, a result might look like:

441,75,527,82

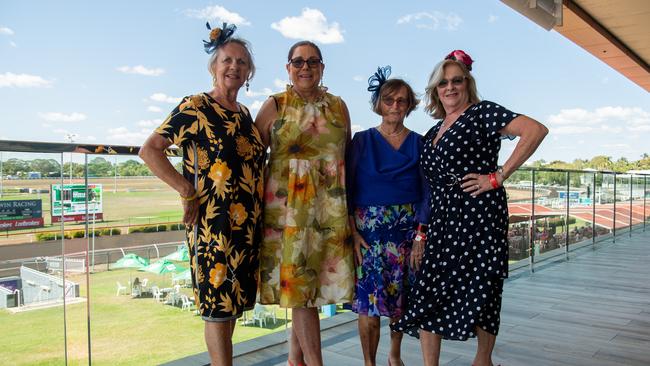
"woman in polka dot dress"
391,50,548,366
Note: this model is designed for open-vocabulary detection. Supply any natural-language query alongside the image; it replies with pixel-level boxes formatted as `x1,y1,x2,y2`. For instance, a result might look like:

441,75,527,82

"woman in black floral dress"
391,50,547,366
140,23,265,366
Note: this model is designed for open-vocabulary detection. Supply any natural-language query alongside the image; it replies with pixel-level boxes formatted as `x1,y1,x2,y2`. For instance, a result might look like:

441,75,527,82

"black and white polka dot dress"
391,100,518,341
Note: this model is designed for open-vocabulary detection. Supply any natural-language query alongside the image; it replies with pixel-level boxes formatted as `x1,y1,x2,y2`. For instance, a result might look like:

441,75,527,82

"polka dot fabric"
391,101,518,341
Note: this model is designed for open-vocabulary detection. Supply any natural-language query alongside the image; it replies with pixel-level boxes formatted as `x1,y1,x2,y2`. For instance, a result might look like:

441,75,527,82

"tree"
87,157,114,177
2,158,30,176
29,159,61,176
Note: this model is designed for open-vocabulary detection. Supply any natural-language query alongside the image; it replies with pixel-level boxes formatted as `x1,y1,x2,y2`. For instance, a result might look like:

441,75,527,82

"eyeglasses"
289,58,322,69
382,97,409,108
436,76,466,88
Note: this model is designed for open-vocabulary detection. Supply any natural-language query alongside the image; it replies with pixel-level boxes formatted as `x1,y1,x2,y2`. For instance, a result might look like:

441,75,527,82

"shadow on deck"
164,231,650,366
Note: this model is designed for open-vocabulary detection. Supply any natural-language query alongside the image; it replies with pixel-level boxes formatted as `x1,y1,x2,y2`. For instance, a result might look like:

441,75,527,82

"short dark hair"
287,40,323,61
372,79,420,117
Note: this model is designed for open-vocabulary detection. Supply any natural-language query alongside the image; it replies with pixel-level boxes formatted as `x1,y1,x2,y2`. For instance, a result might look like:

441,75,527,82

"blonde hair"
424,59,480,119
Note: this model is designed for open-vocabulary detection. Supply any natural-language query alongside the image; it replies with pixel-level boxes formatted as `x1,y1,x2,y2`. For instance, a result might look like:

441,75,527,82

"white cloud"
39,112,87,122
550,126,593,135
0,72,53,88
9,41,16,47
136,119,162,128
245,87,273,98
488,15,498,23
601,143,630,148
547,106,650,134
353,75,364,82
117,65,165,76
397,11,463,31
149,93,181,104
147,105,162,113
271,8,344,44
351,124,363,134
274,78,288,90
50,128,95,142
249,100,264,111
106,127,150,145
0,27,14,35
183,5,250,26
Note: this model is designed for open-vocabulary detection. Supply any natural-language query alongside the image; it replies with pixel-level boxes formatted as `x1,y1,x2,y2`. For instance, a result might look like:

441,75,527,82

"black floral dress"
156,93,265,320
391,100,518,340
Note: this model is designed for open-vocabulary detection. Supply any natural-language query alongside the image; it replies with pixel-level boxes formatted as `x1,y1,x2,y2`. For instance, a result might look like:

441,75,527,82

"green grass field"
0,269,291,365
1,178,184,244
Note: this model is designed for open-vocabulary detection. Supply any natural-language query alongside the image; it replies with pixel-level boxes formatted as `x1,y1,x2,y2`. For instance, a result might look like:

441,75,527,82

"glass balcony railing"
0,139,649,365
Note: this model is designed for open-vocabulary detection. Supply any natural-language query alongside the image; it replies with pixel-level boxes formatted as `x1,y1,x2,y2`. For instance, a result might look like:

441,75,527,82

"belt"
430,172,462,188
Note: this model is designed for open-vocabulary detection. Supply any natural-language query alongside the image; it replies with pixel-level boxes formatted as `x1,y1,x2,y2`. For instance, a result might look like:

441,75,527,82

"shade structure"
162,246,190,262
139,259,185,275
172,268,192,282
113,253,150,269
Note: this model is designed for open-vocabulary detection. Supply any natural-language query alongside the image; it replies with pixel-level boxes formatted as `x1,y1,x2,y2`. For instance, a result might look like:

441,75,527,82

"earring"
246,80,250,92
212,76,217,87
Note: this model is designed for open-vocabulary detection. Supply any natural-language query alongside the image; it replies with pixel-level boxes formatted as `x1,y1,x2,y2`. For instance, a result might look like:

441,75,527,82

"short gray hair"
208,38,256,82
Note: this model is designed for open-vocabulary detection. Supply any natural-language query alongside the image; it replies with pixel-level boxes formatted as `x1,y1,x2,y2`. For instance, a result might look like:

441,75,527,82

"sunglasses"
382,97,409,107
289,58,322,69
437,76,466,88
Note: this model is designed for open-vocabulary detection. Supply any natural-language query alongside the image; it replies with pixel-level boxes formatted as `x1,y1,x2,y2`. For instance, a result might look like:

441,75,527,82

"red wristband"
417,223,428,232
488,173,500,189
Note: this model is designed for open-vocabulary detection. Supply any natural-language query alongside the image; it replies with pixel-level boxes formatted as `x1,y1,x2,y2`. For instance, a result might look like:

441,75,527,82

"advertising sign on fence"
51,184,103,223
0,199,44,230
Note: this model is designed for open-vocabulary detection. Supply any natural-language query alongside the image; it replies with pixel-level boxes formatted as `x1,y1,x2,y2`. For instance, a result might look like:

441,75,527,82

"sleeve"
415,135,431,225
154,96,199,147
478,100,519,140
345,132,362,215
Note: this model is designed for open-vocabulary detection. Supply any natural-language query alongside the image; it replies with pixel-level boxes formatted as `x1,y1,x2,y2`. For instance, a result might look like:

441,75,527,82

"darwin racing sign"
0,199,44,230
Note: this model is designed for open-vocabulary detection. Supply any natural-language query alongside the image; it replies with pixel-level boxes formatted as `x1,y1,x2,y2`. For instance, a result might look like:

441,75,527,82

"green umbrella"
172,268,192,282
113,253,150,269
139,259,185,275
162,246,190,262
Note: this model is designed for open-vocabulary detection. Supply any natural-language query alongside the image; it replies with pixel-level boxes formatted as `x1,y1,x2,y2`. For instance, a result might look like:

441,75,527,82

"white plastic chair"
116,281,127,296
180,295,193,311
151,286,163,302
252,304,270,327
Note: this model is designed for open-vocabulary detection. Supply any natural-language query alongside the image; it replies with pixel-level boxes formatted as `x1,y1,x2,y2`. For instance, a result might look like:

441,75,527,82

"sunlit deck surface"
165,231,650,366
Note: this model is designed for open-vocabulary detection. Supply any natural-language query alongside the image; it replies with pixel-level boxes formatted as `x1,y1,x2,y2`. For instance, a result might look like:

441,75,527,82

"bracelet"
488,173,500,189
180,191,198,201
414,233,427,242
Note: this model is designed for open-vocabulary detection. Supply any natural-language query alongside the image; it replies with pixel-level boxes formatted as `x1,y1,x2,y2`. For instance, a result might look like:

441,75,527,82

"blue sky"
1,0,648,164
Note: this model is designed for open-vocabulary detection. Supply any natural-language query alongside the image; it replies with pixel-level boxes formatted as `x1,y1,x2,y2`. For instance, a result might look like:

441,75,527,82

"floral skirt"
352,204,416,318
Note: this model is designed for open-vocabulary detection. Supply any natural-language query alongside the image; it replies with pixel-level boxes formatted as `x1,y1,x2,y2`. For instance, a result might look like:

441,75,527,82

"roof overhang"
501,0,650,92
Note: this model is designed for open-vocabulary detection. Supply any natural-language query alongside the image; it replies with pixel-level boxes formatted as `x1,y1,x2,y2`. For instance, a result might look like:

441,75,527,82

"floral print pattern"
352,204,416,318
155,93,265,319
259,86,354,308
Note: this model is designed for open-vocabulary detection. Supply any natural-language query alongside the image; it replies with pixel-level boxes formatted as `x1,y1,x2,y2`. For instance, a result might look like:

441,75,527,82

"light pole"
114,155,117,193
64,133,77,184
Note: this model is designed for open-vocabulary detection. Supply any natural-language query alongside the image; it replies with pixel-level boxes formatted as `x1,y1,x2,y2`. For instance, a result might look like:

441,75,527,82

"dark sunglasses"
437,76,466,88
289,58,322,69
382,97,409,107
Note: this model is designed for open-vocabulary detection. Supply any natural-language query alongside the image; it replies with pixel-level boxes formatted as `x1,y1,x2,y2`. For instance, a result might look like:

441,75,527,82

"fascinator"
367,65,392,106
203,22,237,54
445,50,474,71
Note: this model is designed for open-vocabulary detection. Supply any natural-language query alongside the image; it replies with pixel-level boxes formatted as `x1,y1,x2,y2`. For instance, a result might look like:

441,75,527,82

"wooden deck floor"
165,231,650,366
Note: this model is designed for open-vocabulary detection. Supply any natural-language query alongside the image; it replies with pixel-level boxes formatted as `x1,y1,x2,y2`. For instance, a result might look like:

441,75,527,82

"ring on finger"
475,184,480,190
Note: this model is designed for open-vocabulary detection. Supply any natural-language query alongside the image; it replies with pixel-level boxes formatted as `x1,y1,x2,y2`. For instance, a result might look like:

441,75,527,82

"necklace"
378,124,406,137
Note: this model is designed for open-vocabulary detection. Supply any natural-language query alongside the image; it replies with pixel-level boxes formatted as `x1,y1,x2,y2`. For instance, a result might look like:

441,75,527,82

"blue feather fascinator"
203,22,237,54
367,65,391,106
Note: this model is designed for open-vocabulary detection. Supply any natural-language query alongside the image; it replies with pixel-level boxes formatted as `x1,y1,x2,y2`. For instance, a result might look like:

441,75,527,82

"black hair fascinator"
367,65,391,106
203,22,237,54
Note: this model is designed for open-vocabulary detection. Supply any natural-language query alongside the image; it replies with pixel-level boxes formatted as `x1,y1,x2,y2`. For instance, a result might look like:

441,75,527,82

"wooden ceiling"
554,0,650,91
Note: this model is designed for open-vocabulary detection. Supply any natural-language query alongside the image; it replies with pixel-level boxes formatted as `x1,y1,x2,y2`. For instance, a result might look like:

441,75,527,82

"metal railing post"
592,172,597,246
83,154,92,365
565,171,570,260
613,173,617,243
60,153,69,366
629,174,633,236
530,170,536,273
644,176,647,232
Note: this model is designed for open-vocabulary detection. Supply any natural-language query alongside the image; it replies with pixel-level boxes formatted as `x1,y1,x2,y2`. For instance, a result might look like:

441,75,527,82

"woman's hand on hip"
182,197,200,225
461,173,495,197
352,231,369,266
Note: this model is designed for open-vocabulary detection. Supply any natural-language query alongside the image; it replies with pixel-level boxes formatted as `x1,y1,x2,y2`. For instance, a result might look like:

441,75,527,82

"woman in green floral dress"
140,23,265,366
255,41,355,366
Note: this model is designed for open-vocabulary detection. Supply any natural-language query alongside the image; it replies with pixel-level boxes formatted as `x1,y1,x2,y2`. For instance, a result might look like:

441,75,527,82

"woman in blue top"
346,66,430,366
